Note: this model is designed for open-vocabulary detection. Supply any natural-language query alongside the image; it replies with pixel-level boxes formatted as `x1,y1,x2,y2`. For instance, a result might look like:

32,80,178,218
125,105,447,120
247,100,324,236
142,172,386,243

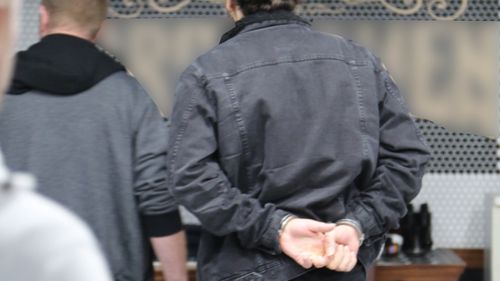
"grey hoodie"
0,71,180,281
0,151,112,281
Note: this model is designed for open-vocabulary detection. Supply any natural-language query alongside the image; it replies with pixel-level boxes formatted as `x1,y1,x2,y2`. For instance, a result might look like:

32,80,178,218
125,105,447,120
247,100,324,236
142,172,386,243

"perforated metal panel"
109,1,226,18
412,174,500,248
416,120,498,174
108,0,498,21
299,0,498,21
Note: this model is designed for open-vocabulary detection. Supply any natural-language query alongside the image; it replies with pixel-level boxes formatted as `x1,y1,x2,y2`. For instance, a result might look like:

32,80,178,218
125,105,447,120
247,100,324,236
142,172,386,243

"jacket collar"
220,10,310,44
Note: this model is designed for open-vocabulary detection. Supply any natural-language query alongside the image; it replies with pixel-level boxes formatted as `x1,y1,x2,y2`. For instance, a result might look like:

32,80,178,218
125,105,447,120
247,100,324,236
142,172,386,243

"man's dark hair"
236,0,299,15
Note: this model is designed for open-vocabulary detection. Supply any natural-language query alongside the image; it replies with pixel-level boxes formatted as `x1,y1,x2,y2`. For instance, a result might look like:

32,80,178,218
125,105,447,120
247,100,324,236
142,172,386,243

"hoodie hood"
8,34,125,95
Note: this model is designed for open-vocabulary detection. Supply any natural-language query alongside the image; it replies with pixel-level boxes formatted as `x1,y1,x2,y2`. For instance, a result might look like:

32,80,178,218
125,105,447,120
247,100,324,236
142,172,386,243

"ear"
224,0,233,13
225,0,241,22
38,5,50,37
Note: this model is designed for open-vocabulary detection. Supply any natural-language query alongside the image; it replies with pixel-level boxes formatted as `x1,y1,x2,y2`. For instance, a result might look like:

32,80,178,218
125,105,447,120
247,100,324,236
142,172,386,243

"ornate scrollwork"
108,0,469,20
148,0,191,14
339,0,466,19
109,0,191,18
295,3,346,16
109,0,145,19
341,0,423,15
427,0,468,20
378,0,424,16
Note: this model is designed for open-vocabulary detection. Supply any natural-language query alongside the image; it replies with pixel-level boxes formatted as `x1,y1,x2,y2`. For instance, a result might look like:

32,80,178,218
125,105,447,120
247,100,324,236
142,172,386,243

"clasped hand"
279,218,360,272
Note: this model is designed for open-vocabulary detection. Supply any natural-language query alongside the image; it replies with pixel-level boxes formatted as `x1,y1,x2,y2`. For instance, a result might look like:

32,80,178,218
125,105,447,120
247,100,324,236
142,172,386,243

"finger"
298,253,313,269
327,243,345,270
311,254,328,268
307,221,336,234
324,231,336,256
346,252,358,272
338,246,352,272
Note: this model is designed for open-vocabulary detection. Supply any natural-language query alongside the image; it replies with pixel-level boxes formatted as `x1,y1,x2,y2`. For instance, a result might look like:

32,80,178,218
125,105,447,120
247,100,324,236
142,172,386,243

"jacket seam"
222,76,255,189
350,65,369,158
168,75,203,188
382,72,429,151
206,56,368,80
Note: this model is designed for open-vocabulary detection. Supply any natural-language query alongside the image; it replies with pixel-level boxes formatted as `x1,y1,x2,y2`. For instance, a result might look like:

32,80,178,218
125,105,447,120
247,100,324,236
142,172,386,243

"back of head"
41,0,107,38
236,0,299,15
0,0,17,98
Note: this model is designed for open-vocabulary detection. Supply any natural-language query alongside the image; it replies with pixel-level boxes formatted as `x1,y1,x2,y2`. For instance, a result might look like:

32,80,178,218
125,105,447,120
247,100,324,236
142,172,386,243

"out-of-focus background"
16,1,500,280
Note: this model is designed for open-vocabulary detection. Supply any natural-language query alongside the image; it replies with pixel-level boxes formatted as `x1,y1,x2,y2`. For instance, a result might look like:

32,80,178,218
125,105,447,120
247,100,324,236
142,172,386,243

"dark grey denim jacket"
167,14,431,281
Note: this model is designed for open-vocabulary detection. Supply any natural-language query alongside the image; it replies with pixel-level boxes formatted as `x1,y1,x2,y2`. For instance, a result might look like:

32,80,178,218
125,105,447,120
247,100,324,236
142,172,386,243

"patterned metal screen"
108,0,498,21
417,120,498,174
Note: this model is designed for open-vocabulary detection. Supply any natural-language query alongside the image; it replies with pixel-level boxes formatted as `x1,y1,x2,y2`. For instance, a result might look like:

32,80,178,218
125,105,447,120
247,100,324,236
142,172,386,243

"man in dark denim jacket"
167,0,431,279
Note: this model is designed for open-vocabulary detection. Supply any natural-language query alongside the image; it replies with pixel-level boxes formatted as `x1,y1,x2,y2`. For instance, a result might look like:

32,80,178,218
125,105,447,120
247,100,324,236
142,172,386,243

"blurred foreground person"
0,1,111,280
0,1,187,280
167,0,431,280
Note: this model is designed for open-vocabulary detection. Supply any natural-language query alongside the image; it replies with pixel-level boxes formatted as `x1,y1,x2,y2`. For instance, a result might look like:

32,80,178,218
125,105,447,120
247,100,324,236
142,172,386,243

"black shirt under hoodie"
9,34,125,95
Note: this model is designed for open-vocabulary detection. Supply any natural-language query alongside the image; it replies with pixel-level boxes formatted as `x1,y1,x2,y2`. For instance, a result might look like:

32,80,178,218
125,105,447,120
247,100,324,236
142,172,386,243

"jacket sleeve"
133,84,182,238
345,54,431,240
167,65,289,254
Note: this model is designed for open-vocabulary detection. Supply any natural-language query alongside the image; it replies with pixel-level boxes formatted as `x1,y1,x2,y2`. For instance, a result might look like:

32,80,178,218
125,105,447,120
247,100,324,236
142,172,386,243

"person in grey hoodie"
0,1,111,280
0,1,188,281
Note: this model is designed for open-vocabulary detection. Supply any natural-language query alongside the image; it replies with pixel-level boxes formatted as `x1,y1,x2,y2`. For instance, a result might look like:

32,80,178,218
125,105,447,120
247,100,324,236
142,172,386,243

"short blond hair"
0,0,17,97
41,0,108,36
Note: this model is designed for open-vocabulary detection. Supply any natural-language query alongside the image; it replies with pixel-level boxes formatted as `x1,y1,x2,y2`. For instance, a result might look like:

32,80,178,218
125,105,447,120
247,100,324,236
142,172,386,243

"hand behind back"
279,218,361,272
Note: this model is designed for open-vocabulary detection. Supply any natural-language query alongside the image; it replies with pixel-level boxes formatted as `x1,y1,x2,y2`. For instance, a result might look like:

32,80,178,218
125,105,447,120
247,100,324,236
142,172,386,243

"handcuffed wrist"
259,210,290,255
279,214,298,234
336,219,365,245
